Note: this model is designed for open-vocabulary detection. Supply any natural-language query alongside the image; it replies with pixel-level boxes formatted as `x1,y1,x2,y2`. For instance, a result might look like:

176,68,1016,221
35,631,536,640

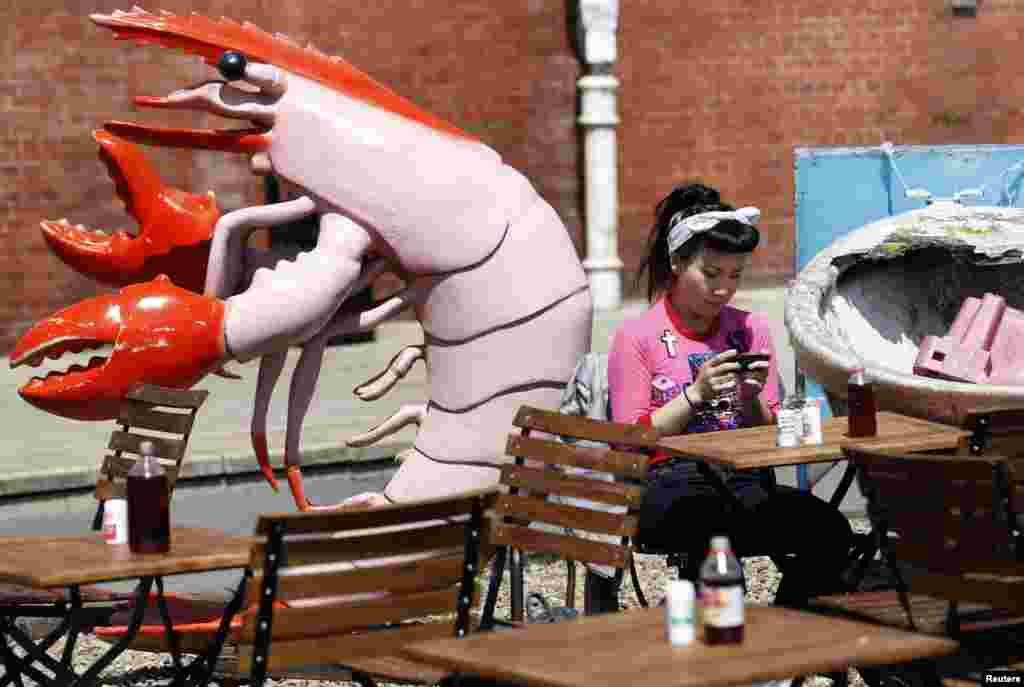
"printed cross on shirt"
660,330,678,358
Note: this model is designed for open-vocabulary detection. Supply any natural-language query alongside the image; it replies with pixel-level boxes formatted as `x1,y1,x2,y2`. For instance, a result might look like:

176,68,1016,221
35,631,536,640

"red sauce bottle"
699,535,744,645
127,441,171,554
847,368,878,438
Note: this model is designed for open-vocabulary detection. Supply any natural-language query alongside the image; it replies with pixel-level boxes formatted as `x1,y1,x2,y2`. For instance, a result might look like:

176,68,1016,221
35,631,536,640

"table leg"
154,576,185,675
691,461,761,593
175,570,250,687
0,614,78,685
829,463,858,510
71,576,155,686
1,616,27,687
510,549,525,624
694,462,746,513
478,546,507,631
7,598,73,659
59,585,83,668
0,631,26,687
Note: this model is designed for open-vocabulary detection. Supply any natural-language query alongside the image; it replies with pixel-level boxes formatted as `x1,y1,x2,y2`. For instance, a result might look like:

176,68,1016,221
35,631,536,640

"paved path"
1,286,863,512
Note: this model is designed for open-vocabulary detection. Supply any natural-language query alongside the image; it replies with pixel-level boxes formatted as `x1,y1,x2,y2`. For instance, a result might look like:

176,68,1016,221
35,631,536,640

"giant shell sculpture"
786,200,1024,426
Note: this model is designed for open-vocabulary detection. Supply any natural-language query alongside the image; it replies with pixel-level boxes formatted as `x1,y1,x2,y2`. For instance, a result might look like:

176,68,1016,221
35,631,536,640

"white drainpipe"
577,0,623,310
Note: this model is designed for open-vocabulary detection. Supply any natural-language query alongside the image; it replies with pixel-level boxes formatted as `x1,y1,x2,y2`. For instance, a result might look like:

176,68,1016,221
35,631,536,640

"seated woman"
606,182,853,610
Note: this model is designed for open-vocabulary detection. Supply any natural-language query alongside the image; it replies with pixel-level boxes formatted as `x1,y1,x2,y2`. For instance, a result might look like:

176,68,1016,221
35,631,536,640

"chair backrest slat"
98,456,180,497
513,405,660,449
500,463,645,509
238,617,453,675
254,491,487,536
496,494,639,538
492,523,630,569
107,431,185,462
239,586,472,643
117,403,196,435
263,551,466,602
102,452,181,478
124,384,209,408
905,569,1024,611
248,521,469,572
506,434,647,480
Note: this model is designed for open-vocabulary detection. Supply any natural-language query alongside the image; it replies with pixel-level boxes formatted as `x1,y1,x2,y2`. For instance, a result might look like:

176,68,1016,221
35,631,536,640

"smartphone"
734,352,771,370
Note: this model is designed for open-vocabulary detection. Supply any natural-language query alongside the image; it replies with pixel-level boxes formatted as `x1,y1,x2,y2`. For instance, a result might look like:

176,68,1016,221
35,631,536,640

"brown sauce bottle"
699,535,745,645
847,368,878,438
127,440,171,554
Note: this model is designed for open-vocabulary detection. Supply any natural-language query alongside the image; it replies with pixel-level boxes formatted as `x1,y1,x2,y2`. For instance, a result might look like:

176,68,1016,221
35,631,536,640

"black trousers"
636,459,854,606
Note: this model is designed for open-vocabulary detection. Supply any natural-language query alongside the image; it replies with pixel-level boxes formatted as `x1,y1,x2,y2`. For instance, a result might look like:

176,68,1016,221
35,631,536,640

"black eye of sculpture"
217,51,247,81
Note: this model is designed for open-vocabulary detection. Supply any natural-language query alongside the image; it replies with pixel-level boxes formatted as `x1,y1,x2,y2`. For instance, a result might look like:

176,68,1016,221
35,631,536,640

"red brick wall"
0,1,581,352
619,0,1024,292
5,1,1024,353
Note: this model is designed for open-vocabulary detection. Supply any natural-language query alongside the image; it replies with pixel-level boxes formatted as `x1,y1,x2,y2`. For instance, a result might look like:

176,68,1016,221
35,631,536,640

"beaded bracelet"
682,386,701,412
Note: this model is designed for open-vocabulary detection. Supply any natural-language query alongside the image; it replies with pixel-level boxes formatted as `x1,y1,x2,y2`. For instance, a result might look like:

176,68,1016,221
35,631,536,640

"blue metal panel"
792,144,1024,489
795,144,1024,273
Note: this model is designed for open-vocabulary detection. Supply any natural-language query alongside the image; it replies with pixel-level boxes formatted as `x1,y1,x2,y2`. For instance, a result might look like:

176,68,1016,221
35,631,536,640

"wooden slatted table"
653,411,971,593
0,528,253,587
656,411,970,471
0,527,254,687
402,605,958,687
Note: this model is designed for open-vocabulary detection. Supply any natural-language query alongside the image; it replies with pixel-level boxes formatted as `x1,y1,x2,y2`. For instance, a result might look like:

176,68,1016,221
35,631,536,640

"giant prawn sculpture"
10,10,592,510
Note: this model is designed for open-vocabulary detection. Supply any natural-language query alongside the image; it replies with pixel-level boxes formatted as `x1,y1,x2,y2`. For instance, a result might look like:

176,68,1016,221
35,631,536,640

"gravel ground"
3,517,872,687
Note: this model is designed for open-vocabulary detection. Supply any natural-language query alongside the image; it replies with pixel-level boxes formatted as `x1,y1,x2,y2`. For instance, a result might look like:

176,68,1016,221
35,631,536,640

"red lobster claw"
10,275,226,421
39,130,219,293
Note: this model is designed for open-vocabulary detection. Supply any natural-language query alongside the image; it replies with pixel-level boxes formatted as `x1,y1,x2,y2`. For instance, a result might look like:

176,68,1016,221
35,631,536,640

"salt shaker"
665,579,696,646
776,396,804,448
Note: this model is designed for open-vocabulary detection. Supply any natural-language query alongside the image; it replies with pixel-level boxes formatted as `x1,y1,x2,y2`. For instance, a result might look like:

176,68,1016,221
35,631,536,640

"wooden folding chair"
848,447,1024,633
479,405,657,626
959,406,1024,459
0,384,208,677
809,447,1024,687
92,384,209,530
219,489,494,687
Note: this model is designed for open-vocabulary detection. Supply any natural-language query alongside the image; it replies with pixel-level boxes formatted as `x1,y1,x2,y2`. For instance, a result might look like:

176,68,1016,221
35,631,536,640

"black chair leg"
583,570,619,615
351,669,377,687
628,555,649,608
829,670,849,687
479,547,508,631
510,549,525,623
943,601,960,639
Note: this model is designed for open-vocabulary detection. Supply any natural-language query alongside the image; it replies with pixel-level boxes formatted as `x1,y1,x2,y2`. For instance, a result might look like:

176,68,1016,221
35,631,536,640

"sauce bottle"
847,368,878,438
127,440,171,554
699,535,744,645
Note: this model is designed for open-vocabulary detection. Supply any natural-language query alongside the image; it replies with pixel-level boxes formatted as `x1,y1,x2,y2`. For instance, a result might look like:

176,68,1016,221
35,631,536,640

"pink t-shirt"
608,296,781,437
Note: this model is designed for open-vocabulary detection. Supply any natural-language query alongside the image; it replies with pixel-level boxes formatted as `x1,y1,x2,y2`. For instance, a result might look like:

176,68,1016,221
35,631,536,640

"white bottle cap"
666,579,696,646
710,535,731,551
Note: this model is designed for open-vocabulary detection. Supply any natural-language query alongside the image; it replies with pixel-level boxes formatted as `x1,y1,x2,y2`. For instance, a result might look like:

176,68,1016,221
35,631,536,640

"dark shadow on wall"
566,0,589,266
565,0,581,61
264,176,375,345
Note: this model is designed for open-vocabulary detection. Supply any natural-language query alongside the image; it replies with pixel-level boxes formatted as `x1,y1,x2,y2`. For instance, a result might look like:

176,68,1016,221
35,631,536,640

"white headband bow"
667,206,761,254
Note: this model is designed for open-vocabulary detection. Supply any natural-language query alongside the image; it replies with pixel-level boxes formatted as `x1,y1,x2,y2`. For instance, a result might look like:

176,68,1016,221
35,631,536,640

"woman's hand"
689,349,742,406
